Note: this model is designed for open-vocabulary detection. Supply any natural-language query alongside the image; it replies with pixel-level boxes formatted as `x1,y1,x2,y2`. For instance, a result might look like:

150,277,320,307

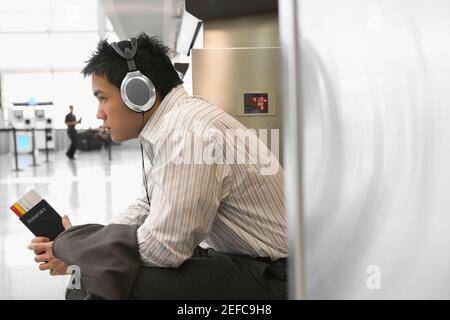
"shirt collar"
139,85,188,143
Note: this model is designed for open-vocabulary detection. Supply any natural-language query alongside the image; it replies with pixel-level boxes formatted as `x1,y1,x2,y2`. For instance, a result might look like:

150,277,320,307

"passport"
10,189,65,241
19,199,65,241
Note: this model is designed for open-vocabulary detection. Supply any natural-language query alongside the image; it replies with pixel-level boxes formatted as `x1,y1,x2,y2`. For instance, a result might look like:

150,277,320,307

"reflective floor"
0,145,142,299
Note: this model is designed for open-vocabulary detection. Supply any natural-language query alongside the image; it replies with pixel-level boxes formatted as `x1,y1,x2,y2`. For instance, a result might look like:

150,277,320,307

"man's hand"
27,215,73,276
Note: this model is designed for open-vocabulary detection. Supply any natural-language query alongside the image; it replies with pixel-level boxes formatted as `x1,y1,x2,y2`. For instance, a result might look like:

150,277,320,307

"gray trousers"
67,247,286,300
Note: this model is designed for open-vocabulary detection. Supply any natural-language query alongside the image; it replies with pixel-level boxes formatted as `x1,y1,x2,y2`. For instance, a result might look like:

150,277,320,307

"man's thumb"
62,215,72,230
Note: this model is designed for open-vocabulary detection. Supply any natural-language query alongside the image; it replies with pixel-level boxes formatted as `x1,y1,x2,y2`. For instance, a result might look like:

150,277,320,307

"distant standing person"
64,105,81,160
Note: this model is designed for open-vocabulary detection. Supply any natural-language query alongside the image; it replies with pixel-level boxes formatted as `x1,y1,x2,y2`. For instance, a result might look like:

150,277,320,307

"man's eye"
99,97,107,102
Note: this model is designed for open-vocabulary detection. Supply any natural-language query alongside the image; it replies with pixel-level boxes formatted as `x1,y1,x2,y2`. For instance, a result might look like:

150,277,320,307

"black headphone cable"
140,112,151,208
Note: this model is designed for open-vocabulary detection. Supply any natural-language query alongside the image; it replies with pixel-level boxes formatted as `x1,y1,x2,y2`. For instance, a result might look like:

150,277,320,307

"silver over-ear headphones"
111,37,157,113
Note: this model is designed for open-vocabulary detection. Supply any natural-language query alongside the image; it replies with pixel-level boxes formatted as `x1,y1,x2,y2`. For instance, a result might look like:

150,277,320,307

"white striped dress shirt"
111,85,287,267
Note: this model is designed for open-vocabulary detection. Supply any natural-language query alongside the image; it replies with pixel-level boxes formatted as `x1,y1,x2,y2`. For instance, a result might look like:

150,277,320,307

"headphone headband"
111,37,138,71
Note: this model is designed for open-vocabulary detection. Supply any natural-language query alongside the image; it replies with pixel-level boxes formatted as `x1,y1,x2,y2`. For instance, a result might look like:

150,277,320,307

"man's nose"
96,108,106,120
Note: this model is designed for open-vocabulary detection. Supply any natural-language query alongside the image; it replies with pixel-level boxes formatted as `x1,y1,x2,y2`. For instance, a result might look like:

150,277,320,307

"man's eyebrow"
93,90,104,97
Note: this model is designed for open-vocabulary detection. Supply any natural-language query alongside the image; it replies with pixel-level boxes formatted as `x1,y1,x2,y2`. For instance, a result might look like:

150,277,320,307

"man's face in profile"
92,74,144,143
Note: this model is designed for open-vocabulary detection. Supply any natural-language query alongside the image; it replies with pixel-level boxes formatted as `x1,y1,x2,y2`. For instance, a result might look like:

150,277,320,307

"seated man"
28,33,287,299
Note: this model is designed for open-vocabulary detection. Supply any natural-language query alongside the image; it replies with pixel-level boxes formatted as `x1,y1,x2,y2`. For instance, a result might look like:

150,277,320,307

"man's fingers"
39,262,52,271
31,237,50,243
62,215,72,230
34,254,52,263
49,260,69,276
49,268,65,276
29,238,50,254
28,242,51,252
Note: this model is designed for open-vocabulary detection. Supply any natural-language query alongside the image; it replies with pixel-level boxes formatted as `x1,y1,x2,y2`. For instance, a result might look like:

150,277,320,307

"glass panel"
2,73,53,104
50,0,98,31
0,12,51,32
0,0,98,32
0,0,116,70
0,33,53,70
2,72,100,130
49,32,100,69
0,32,100,70
0,0,50,13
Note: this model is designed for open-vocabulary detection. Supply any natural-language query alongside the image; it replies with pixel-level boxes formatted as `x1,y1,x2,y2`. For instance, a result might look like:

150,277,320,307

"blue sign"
17,133,31,152
27,98,38,106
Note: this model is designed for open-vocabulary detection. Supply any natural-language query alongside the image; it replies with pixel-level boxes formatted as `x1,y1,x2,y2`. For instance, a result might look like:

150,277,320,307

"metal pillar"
44,128,50,163
278,0,305,300
30,128,38,167
11,128,21,172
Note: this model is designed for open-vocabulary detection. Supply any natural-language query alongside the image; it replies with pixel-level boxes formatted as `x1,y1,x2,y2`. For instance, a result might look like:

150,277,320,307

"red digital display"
244,93,269,114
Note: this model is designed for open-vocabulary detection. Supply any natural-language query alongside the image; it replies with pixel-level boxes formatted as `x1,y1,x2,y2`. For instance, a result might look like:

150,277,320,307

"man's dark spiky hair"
82,32,183,99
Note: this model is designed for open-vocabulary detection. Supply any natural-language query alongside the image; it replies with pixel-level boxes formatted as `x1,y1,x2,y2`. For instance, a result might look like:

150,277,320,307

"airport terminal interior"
1,0,450,300
0,0,285,300
0,1,166,299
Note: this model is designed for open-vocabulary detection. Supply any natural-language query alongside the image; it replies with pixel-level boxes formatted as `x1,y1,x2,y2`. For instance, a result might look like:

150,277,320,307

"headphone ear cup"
120,71,156,113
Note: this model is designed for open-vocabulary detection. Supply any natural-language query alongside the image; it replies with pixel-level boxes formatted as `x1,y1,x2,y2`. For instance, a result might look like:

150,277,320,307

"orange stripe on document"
10,204,23,218
13,203,26,216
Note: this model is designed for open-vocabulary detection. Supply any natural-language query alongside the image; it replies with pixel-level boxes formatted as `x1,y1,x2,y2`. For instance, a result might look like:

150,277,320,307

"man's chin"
110,134,121,143
110,134,132,143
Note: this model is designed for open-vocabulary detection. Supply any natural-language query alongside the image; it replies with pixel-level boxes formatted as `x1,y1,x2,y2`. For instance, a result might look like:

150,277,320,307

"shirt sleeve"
110,192,151,226
136,130,231,267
